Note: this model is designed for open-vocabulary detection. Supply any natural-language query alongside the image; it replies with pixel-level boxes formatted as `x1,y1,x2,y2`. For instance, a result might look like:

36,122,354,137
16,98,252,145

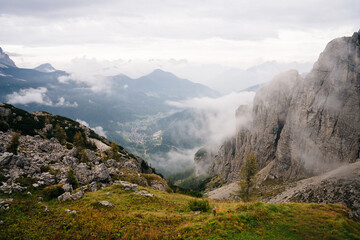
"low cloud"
6,87,53,105
76,119,107,138
167,91,256,147
59,57,120,93
6,88,79,107
151,148,198,174
55,97,78,107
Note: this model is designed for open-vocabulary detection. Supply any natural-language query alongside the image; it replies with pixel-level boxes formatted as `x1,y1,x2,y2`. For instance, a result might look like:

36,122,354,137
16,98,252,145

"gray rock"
85,149,97,163
71,190,84,201
0,181,26,194
58,192,72,202
74,163,94,185
114,181,138,191
89,181,97,192
43,124,53,133
44,205,50,213
0,152,13,167
62,183,73,193
98,201,113,207
123,161,139,172
64,209,77,214
134,190,154,197
58,190,84,202
93,163,110,183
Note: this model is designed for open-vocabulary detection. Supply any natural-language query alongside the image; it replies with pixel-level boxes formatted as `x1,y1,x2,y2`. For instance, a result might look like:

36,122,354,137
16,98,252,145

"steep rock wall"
207,31,360,183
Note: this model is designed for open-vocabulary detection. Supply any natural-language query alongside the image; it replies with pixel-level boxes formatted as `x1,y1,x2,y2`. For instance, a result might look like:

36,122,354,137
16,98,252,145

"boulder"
98,201,114,207
89,181,97,192
61,183,73,193
58,190,84,202
93,163,111,183
74,163,94,185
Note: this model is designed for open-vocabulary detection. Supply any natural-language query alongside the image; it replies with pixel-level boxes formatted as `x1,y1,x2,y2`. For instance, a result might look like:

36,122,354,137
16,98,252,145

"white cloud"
76,119,107,138
167,91,256,147
76,119,89,127
1,1,358,84
92,126,107,138
58,57,119,93
6,87,53,105
55,97,78,107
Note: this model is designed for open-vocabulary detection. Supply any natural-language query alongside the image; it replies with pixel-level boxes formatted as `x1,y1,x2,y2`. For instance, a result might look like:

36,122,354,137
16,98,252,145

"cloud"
55,97,78,107
76,119,89,127
166,91,256,149
6,87,53,105
6,88,79,107
76,119,107,138
58,57,121,93
92,126,107,138
151,148,198,174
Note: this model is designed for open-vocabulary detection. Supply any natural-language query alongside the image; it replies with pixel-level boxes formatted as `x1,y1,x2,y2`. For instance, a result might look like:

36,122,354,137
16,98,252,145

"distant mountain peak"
0,47,17,68
147,69,177,78
34,63,57,72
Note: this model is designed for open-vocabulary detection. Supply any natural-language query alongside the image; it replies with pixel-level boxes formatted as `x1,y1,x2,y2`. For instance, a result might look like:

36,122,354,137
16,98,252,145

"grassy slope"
0,186,359,240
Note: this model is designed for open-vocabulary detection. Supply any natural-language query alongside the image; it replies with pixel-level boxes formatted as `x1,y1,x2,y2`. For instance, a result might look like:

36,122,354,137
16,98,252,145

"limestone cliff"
205,30,360,183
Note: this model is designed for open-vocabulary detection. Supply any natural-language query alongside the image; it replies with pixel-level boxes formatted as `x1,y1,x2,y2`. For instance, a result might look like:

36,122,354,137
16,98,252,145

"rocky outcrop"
0,47,16,68
0,104,168,195
205,30,360,183
269,161,360,219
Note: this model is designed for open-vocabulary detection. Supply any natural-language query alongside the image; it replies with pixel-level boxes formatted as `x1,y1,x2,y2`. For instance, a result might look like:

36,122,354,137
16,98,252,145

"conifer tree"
7,132,21,155
73,132,85,149
238,151,258,202
53,124,66,144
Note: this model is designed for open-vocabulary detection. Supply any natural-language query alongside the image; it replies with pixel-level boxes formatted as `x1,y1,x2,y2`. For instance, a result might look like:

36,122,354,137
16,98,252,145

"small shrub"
65,142,73,149
188,199,211,212
15,177,37,187
53,124,67,144
67,169,79,189
42,184,65,200
80,149,89,163
0,172,8,182
7,132,21,154
40,165,51,173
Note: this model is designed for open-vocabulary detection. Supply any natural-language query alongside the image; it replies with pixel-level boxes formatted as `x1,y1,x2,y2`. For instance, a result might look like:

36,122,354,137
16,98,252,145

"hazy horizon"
1,0,359,92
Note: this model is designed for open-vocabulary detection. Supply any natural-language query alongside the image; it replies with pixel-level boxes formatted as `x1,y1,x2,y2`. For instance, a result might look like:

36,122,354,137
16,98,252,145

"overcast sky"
0,0,359,89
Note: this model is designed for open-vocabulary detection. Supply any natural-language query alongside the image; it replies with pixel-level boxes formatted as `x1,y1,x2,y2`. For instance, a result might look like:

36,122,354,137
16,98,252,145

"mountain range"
0,52,221,172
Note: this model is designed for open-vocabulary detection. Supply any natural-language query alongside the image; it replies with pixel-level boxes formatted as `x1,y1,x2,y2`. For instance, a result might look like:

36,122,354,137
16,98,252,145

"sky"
0,0,359,91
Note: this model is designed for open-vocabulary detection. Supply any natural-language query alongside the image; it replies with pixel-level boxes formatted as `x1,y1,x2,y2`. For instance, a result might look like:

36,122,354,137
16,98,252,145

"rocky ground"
0,104,169,202
268,161,360,219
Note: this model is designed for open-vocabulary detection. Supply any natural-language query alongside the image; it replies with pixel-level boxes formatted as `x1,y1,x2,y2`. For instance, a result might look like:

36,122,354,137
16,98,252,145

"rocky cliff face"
0,47,16,68
204,30,360,183
0,104,168,195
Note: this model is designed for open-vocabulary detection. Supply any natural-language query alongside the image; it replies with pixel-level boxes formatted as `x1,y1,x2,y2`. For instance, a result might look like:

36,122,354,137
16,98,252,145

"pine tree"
80,149,89,163
53,124,66,144
73,132,85,149
7,132,21,155
238,151,258,202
